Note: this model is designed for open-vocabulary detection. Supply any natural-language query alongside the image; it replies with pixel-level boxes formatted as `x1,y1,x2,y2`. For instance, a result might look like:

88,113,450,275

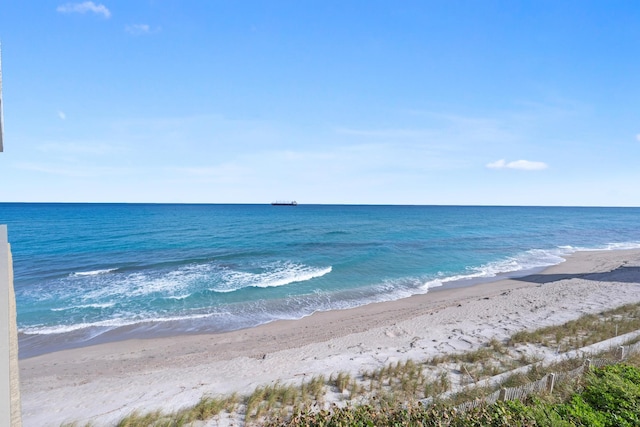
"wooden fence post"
498,388,507,401
546,373,556,395
618,346,626,361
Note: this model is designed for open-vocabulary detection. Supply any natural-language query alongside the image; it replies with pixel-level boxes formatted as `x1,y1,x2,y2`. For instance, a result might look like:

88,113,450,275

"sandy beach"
19,249,640,426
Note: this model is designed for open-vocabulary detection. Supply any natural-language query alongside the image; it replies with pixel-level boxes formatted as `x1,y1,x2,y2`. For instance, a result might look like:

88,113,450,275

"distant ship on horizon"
271,200,298,206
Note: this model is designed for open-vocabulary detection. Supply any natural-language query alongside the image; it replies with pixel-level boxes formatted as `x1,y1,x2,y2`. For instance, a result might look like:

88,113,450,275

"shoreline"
19,249,640,426
17,260,553,360
17,255,559,359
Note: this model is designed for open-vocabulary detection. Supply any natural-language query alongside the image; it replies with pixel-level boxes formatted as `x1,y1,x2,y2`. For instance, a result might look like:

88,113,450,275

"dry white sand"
19,249,640,426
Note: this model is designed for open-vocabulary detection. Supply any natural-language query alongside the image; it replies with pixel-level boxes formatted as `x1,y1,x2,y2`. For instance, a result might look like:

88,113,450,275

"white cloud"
57,2,111,18
486,159,507,169
57,111,66,120
508,160,549,170
37,141,124,155
125,24,152,35
15,162,128,177
486,159,548,171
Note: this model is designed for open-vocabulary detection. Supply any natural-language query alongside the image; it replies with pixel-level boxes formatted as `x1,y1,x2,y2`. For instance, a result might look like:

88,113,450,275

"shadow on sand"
514,265,640,285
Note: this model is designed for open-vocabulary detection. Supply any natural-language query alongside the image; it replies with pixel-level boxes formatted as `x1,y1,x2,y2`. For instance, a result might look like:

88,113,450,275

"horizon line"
0,202,638,209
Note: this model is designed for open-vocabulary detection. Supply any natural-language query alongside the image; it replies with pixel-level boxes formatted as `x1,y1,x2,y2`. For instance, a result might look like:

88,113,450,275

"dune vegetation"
98,302,640,427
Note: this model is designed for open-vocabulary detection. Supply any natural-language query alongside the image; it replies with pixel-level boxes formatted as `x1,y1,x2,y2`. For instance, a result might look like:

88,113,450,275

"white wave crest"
554,241,640,253
422,247,570,290
212,263,332,293
71,268,117,277
20,312,215,336
596,242,640,251
50,302,115,312
164,294,192,300
80,264,213,301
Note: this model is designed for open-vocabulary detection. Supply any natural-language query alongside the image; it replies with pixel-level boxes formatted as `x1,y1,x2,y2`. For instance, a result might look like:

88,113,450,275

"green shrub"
556,394,608,427
581,364,640,426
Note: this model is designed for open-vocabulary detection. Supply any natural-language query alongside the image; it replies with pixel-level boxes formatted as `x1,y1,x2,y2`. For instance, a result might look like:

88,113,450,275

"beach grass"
100,304,640,427
509,302,640,351
264,360,640,427
113,394,240,427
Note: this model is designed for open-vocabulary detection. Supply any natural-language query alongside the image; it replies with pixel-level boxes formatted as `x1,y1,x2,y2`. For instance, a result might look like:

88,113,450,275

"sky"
0,1,639,206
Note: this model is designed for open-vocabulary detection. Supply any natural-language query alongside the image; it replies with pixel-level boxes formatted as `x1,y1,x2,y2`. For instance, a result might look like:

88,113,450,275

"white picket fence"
452,341,640,413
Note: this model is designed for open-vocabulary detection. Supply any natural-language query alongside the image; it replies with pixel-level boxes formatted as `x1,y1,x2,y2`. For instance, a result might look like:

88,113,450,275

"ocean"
2,203,640,358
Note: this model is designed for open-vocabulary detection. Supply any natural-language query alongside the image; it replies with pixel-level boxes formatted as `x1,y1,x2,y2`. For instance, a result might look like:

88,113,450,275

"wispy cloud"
336,128,435,139
57,111,66,120
57,2,111,18
636,134,640,142
170,164,251,184
16,163,83,177
402,110,522,143
125,24,155,36
486,159,549,171
36,141,124,156
15,162,117,177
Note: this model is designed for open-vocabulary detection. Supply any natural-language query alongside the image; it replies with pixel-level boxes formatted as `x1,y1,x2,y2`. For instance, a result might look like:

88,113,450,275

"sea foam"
212,262,332,293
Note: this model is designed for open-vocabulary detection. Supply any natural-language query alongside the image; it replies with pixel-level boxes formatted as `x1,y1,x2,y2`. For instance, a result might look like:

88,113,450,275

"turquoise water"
2,203,640,357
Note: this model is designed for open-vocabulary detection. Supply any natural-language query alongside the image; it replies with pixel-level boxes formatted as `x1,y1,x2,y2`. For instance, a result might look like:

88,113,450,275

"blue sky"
0,1,639,205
